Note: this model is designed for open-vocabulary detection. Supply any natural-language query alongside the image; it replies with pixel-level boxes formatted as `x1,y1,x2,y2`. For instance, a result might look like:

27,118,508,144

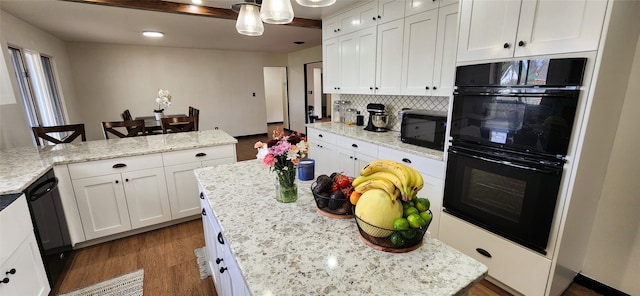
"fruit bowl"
311,182,354,219
354,210,432,252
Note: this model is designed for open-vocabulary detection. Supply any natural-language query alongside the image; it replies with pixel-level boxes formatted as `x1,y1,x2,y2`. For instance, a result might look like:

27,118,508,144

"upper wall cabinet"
377,0,406,24
405,0,459,16
457,0,608,63
322,1,378,40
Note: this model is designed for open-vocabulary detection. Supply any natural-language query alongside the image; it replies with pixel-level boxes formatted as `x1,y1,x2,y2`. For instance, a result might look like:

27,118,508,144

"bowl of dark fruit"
311,173,354,219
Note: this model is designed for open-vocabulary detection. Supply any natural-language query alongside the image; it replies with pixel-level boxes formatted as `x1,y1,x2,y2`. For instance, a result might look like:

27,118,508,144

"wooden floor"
52,123,599,295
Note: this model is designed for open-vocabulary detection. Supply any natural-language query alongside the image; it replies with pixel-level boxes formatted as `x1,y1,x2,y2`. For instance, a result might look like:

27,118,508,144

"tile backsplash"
338,94,450,131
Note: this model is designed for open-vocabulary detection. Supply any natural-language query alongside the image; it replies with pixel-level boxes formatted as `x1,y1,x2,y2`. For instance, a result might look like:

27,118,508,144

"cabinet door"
336,147,357,177
378,0,405,24
73,174,132,240
354,153,377,175
309,139,339,176
323,38,340,93
514,0,607,57
401,9,439,96
165,162,202,219
405,0,440,16
432,3,459,97
375,18,405,95
339,28,377,95
416,173,443,238
122,168,171,228
0,235,50,296
341,1,378,34
338,32,359,94
201,199,223,295
322,14,341,40
457,0,521,62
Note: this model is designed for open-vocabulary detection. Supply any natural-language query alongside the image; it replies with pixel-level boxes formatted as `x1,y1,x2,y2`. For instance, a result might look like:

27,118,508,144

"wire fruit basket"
354,210,432,253
311,183,354,219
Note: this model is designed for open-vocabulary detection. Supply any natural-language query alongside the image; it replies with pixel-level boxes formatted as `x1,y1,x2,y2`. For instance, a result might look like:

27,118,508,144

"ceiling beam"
60,0,322,29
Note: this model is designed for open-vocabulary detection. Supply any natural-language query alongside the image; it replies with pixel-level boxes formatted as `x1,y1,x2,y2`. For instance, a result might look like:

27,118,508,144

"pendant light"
295,0,335,7
260,0,294,25
233,1,264,36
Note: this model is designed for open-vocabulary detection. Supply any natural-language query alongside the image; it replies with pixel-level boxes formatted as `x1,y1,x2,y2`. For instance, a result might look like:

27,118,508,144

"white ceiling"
0,0,360,53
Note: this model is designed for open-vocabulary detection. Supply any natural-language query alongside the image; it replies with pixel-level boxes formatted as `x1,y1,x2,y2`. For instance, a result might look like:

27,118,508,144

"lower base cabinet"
439,213,552,295
200,189,250,295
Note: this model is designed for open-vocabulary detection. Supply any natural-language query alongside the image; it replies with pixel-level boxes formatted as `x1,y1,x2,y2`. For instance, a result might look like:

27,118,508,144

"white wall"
287,46,322,132
581,36,640,295
66,43,288,140
0,10,80,149
263,67,285,123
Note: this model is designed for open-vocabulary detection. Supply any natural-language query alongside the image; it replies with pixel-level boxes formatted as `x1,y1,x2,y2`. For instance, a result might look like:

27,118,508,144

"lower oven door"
443,146,563,254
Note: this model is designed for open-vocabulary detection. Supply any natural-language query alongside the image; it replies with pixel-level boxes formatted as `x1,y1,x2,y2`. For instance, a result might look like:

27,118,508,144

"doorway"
304,62,326,123
263,67,289,130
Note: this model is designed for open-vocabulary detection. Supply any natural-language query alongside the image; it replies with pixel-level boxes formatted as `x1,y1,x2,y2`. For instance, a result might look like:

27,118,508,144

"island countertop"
195,160,487,296
0,130,237,195
306,122,445,161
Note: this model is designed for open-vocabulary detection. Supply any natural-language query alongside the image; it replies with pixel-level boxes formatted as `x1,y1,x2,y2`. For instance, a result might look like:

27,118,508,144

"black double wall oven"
443,58,587,255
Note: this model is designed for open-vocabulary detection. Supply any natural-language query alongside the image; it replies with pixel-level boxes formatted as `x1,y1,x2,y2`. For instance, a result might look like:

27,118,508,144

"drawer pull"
200,192,205,199
112,163,127,168
351,144,358,148
476,248,492,258
216,258,223,264
402,158,412,164
195,152,207,157
220,267,228,273
217,232,225,245
201,209,206,216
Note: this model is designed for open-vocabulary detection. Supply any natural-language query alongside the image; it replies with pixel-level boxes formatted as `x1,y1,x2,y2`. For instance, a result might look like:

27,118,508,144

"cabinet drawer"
440,213,551,296
162,145,236,167
0,195,31,263
378,146,444,179
307,128,337,144
68,154,163,179
335,135,378,157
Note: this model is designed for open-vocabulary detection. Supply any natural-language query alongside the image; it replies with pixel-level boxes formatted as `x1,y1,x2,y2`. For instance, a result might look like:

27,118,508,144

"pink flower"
254,141,266,149
263,154,276,167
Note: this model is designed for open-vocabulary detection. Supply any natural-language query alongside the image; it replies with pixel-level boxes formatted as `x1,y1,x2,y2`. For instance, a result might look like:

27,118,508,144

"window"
8,46,66,128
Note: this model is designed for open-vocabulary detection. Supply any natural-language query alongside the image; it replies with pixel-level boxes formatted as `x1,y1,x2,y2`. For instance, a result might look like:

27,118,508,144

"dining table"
136,114,187,133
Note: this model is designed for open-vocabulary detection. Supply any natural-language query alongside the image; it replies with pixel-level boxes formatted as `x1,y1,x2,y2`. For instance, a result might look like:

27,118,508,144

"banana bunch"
352,160,424,202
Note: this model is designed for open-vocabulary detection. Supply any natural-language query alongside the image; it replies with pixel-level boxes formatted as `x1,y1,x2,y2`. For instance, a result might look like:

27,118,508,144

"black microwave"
400,110,448,151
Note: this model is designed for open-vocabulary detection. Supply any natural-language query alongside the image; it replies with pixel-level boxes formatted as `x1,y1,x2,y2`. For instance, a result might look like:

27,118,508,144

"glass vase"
275,177,298,203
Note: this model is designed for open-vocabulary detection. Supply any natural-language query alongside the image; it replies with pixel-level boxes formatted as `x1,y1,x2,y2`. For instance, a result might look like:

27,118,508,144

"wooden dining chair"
102,120,146,139
161,116,196,134
188,106,200,131
121,109,133,121
32,124,87,146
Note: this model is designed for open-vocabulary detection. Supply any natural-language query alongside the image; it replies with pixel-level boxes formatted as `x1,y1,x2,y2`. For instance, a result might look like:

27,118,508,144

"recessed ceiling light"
293,41,305,45
142,31,164,38
192,0,202,4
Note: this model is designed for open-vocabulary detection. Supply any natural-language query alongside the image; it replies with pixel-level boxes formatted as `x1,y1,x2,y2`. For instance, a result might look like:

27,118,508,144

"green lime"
420,211,432,226
403,206,419,218
393,217,410,231
390,232,406,247
401,229,417,239
407,213,427,229
415,198,431,212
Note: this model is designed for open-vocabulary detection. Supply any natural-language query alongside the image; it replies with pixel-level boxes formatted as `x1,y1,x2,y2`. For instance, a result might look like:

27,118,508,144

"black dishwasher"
24,169,72,287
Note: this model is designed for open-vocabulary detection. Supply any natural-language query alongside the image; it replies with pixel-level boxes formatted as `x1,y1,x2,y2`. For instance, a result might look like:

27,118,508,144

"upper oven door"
450,88,579,157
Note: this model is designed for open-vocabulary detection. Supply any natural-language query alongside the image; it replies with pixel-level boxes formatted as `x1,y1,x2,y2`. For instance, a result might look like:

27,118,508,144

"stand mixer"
364,103,388,132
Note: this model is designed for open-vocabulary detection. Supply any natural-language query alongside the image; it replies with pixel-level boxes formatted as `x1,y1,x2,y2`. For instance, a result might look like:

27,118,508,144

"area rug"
58,269,143,296
194,247,211,279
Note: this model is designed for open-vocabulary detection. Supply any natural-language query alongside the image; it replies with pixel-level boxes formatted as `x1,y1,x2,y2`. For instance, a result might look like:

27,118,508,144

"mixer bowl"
371,114,388,128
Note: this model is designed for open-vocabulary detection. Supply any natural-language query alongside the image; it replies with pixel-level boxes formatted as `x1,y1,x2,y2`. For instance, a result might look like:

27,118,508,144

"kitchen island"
195,160,487,296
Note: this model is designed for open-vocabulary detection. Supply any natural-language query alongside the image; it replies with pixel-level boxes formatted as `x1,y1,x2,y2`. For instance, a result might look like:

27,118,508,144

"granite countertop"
195,160,487,296
0,130,237,195
306,122,445,161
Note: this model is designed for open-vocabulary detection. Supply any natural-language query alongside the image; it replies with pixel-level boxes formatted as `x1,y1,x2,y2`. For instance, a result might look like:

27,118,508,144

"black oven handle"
454,89,577,97
451,149,558,175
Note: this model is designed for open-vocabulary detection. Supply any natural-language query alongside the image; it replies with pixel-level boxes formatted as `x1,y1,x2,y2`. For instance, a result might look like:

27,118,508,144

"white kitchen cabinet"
307,128,340,175
440,213,552,296
339,27,377,95
374,18,405,95
457,0,607,62
431,3,459,97
377,0,406,24
0,195,50,296
322,1,378,40
69,154,171,240
163,146,236,219
323,37,340,93
200,189,250,296
335,134,379,177
377,145,445,238
405,0,458,16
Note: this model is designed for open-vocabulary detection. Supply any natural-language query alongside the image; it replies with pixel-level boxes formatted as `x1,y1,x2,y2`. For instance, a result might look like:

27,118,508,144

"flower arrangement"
255,128,308,202
154,89,172,113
